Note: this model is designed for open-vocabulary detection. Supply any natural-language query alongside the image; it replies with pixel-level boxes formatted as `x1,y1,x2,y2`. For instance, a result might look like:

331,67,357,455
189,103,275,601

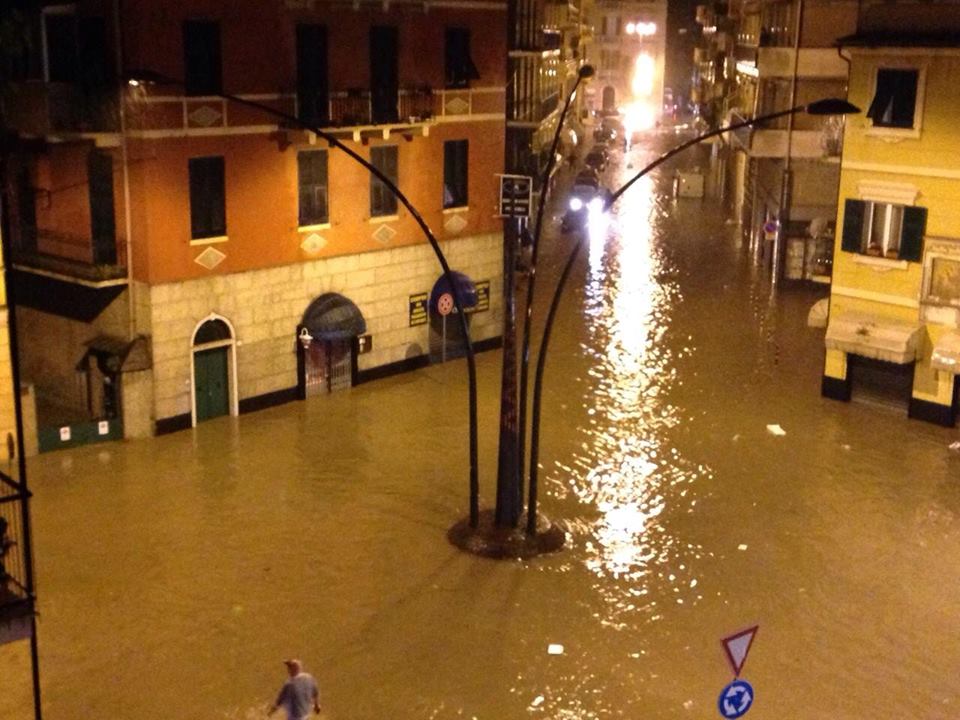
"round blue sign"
717,679,754,718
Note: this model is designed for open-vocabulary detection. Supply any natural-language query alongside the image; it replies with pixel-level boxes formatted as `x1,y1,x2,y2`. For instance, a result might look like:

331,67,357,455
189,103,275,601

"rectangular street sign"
408,292,428,326
499,174,532,217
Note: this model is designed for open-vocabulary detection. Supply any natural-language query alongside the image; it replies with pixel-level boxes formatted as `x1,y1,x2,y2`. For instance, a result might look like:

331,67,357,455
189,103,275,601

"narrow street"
2,130,959,720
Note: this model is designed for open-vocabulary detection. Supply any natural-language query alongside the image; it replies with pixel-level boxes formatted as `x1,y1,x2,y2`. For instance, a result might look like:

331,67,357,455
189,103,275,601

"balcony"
727,111,843,159
756,47,849,78
12,229,127,287
1,82,120,137
127,85,506,139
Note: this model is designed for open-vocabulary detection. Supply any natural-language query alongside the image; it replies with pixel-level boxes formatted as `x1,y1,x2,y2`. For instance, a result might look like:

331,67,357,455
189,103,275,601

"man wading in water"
268,659,321,719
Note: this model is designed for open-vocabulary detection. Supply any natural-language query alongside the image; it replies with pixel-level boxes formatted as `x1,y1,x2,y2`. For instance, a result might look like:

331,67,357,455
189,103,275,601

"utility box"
675,171,705,198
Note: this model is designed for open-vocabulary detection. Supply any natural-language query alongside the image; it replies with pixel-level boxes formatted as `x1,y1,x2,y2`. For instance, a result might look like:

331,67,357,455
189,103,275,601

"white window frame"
865,60,927,141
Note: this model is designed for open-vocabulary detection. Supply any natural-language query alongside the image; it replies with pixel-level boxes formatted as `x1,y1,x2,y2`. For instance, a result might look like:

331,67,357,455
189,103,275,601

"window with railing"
296,24,330,127
183,20,221,96
446,28,480,89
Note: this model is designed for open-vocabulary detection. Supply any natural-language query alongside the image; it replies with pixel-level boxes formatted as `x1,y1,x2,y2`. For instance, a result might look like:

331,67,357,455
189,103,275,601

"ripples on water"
562,165,710,623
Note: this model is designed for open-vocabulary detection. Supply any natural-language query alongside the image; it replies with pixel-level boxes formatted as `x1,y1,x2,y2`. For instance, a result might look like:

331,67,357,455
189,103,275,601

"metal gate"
304,339,353,397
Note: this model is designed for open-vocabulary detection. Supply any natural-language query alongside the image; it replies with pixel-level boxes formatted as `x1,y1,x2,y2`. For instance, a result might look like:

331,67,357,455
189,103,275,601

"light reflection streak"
566,154,710,622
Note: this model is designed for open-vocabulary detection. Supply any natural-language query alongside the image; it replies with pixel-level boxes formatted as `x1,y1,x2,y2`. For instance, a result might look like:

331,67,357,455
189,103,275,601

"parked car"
573,169,600,190
585,148,607,172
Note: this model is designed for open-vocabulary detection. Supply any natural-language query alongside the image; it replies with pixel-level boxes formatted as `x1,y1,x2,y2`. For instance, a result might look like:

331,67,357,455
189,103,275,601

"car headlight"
569,197,584,211
587,197,605,214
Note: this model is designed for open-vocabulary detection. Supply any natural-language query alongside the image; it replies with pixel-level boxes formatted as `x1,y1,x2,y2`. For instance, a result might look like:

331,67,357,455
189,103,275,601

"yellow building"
821,2,960,426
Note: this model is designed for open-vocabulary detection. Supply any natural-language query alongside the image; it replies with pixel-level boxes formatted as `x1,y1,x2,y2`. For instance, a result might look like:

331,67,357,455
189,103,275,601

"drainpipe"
114,0,135,339
772,0,804,285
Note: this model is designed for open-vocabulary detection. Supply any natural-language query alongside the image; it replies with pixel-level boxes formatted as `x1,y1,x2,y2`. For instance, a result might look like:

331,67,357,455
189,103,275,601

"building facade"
2,0,508,447
697,0,858,282
821,1,960,427
592,0,667,119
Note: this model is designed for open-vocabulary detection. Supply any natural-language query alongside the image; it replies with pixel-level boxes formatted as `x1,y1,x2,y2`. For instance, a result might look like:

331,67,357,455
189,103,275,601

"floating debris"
766,424,786,436
547,644,564,655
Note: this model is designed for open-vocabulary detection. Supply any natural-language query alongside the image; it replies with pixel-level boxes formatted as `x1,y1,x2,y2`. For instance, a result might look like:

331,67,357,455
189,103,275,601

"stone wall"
149,233,503,423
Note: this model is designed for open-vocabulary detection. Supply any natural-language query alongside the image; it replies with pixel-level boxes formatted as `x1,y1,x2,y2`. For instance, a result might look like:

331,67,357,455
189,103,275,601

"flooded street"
3,131,960,720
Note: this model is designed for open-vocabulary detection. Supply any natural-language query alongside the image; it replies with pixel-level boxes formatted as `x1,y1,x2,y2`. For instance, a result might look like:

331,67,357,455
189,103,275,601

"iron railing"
0,474,31,619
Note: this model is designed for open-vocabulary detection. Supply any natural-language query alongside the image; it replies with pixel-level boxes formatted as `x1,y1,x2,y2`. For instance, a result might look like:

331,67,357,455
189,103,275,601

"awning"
807,298,829,328
79,334,152,374
931,330,960,373
302,293,366,341
430,271,478,314
824,314,923,364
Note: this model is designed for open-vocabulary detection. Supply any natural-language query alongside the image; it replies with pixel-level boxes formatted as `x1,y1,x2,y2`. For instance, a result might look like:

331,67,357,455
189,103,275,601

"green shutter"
841,199,865,253
898,206,926,262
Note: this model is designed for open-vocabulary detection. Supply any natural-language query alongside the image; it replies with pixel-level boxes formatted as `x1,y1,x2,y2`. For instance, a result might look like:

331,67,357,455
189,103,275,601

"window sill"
442,206,469,214
298,223,331,232
850,253,908,271
865,125,921,141
190,235,228,246
369,214,399,223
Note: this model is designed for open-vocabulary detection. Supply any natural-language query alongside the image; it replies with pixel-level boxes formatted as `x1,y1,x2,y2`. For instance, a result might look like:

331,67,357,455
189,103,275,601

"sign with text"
466,280,490,314
499,174,532,217
409,293,428,326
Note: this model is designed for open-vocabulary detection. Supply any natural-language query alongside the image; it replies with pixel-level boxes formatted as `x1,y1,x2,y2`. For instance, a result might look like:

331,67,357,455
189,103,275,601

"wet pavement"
2,130,960,720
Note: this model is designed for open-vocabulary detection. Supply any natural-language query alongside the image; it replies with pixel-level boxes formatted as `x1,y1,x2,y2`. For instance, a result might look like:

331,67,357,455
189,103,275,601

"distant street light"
125,70,482,526
524,98,861,535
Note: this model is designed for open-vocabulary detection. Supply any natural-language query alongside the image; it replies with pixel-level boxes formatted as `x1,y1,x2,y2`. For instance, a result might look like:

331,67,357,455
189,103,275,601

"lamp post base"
447,508,566,559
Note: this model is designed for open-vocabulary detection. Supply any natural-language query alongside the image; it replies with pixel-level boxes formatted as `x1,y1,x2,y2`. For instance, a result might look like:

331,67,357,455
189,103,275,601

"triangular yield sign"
721,625,758,677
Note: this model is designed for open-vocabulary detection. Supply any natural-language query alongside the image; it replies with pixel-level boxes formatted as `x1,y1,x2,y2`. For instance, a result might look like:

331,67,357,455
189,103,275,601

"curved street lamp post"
515,64,595,522
126,70,481,526
524,98,861,535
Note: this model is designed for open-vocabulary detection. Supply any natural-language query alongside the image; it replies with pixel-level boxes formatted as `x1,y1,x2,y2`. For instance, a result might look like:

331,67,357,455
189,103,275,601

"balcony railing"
1,81,120,136
128,86,505,136
0,477,33,623
727,110,844,159
12,229,128,285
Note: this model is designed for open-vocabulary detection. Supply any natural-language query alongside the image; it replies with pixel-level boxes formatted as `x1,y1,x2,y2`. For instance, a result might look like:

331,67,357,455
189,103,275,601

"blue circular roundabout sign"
717,679,754,718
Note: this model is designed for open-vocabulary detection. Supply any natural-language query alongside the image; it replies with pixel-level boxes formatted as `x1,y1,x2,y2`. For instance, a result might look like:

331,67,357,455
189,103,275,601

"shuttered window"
298,150,329,226
189,156,226,239
841,198,925,262
370,146,398,217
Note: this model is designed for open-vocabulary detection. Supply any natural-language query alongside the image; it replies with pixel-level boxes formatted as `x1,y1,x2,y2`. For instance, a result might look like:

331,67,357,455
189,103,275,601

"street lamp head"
805,98,861,116
578,64,596,80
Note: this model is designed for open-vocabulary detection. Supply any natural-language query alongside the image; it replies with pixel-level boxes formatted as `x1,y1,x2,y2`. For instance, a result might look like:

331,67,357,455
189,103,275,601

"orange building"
2,0,507,445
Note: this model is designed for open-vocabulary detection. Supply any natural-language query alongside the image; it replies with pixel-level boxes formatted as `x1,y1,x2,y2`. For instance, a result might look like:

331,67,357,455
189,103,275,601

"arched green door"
194,347,229,422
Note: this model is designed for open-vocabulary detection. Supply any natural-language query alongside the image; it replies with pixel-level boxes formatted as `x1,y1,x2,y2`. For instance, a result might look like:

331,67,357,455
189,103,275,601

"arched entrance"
297,293,366,398
191,314,238,425
602,86,617,114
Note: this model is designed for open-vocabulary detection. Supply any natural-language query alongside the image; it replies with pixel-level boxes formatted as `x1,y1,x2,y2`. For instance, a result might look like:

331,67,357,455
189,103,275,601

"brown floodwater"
2,130,959,720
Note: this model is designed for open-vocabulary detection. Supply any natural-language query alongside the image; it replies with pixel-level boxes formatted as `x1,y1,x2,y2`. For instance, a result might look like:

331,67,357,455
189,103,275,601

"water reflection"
571,165,708,617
